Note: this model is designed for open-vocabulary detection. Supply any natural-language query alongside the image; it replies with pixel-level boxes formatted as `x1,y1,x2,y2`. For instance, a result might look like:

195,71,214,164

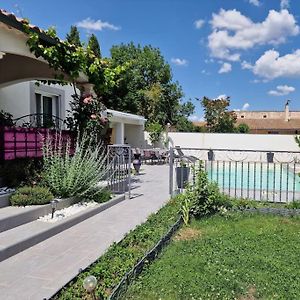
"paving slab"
0,164,170,300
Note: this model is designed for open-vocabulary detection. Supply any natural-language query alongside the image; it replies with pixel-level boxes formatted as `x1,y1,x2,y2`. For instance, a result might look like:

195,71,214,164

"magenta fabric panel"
2,127,75,160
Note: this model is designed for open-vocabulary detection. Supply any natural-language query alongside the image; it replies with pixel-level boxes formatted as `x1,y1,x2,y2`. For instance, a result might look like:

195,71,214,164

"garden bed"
124,212,300,300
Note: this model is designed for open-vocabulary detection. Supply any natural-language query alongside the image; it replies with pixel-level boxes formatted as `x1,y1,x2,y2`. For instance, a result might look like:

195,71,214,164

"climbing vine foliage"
24,24,127,94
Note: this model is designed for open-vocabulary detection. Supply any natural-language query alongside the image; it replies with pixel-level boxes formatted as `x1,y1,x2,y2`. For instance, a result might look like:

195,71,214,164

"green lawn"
124,213,300,300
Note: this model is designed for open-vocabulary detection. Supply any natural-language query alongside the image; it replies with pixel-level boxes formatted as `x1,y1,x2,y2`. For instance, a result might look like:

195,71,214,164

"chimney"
285,100,290,122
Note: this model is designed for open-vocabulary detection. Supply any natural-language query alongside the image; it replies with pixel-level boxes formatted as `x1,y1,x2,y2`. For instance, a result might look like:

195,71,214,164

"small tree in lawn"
201,96,237,133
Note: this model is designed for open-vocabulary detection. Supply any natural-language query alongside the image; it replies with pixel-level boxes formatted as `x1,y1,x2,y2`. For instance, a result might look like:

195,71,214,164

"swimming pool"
205,161,300,201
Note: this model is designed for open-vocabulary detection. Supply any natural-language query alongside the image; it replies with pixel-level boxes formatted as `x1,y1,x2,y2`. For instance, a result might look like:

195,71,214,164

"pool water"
206,161,300,192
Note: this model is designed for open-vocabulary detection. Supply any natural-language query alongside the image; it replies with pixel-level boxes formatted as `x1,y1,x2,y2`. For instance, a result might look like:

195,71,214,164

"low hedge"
10,185,54,206
53,196,181,300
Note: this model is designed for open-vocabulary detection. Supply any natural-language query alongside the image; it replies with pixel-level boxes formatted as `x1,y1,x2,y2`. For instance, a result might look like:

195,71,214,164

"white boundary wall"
145,132,300,152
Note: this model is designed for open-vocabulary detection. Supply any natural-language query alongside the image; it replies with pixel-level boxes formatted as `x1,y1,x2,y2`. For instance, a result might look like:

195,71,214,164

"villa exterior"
235,102,300,134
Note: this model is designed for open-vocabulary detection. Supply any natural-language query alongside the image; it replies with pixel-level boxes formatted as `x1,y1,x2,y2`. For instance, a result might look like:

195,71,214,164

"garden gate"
107,144,131,198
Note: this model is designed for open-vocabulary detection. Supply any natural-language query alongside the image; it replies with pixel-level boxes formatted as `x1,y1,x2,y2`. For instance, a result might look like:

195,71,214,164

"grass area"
124,213,300,300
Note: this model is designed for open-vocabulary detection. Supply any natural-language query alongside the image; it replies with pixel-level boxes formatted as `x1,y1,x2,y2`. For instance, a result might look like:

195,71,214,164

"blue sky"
2,0,300,120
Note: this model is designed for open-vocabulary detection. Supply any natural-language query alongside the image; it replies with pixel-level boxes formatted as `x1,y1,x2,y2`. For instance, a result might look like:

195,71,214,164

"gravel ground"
38,201,99,223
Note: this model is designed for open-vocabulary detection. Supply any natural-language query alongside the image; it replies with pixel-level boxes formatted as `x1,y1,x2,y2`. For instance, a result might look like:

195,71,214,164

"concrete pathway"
0,164,170,300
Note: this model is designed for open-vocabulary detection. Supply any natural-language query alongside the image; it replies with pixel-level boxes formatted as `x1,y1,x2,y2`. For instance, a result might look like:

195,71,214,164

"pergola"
0,9,90,91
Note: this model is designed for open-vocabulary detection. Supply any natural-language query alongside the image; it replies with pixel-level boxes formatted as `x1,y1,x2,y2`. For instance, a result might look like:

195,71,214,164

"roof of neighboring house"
0,9,57,44
237,118,300,130
193,121,206,127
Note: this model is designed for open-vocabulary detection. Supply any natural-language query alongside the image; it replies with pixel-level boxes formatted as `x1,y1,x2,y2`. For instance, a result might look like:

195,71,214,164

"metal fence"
107,144,131,198
169,147,300,203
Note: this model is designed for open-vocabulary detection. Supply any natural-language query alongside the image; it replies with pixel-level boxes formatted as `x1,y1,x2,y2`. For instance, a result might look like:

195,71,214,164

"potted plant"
267,152,274,163
176,160,190,189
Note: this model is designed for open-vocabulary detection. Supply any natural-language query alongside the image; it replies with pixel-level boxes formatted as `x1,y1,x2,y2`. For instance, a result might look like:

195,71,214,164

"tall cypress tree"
66,26,81,47
88,34,101,58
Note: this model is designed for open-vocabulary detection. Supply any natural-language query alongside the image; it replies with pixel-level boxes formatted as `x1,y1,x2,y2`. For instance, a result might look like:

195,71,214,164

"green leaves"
42,133,108,199
146,122,164,145
201,96,237,133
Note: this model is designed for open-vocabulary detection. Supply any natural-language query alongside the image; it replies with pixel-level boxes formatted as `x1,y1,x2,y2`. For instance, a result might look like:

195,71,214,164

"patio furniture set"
132,148,169,165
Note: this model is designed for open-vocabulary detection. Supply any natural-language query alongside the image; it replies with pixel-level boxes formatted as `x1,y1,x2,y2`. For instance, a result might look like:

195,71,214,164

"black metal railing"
13,113,65,130
169,147,300,203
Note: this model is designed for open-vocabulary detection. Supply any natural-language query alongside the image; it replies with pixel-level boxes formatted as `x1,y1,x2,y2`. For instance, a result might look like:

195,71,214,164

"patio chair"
174,146,199,164
142,149,152,164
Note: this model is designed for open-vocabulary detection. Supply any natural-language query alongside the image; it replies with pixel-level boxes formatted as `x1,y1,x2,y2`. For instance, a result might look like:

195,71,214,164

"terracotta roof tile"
0,9,57,44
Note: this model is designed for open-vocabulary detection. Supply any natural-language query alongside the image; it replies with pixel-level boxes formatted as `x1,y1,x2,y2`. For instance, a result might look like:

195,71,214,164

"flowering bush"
66,93,109,142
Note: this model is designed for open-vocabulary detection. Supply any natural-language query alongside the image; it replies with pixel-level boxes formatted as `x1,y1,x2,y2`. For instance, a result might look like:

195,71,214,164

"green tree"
201,96,237,133
236,123,250,133
175,101,196,132
101,43,189,126
147,122,163,146
66,26,81,47
88,34,101,58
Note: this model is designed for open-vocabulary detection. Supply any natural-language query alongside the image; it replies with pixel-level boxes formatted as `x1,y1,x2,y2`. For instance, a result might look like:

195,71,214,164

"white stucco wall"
145,132,300,152
0,82,30,118
125,124,145,148
0,81,75,122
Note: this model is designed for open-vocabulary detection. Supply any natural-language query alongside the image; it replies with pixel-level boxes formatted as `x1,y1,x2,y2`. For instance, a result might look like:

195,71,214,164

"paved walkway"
0,164,170,300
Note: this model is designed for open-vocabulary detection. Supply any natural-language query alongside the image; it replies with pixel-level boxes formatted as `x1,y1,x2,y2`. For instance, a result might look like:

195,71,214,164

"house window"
263,115,267,118
241,115,245,119
35,92,60,127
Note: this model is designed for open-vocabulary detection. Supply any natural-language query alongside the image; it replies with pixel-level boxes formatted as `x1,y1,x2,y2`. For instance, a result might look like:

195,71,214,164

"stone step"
0,193,12,208
0,197,80,233
0,194,125,262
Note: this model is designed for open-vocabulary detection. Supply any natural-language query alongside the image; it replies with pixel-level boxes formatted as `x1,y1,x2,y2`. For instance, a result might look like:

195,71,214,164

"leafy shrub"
42,133,109,199
182,163,233,217
10,186,53,206
84,188,112,203
146,122,163,145
231,198,259,209
285,201,300,209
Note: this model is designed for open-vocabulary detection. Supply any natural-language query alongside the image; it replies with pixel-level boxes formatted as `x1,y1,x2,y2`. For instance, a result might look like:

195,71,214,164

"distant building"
235,101,300,134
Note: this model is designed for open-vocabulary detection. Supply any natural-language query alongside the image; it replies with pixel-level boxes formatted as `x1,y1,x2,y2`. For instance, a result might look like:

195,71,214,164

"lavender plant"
42,132,109,199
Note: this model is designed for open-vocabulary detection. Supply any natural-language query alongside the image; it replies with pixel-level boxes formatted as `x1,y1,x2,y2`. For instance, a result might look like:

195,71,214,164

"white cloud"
171,58,188,66
249,0,260,7
218,62,232,74
189,115,204,122
241,60,253,70
208,9,299,61
76,18,120,31
268,85,295,96
252,49,300,79
234,103,250,111
280,0,289,10
242,103,250,110
194,19,205,29
216,94,227,100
